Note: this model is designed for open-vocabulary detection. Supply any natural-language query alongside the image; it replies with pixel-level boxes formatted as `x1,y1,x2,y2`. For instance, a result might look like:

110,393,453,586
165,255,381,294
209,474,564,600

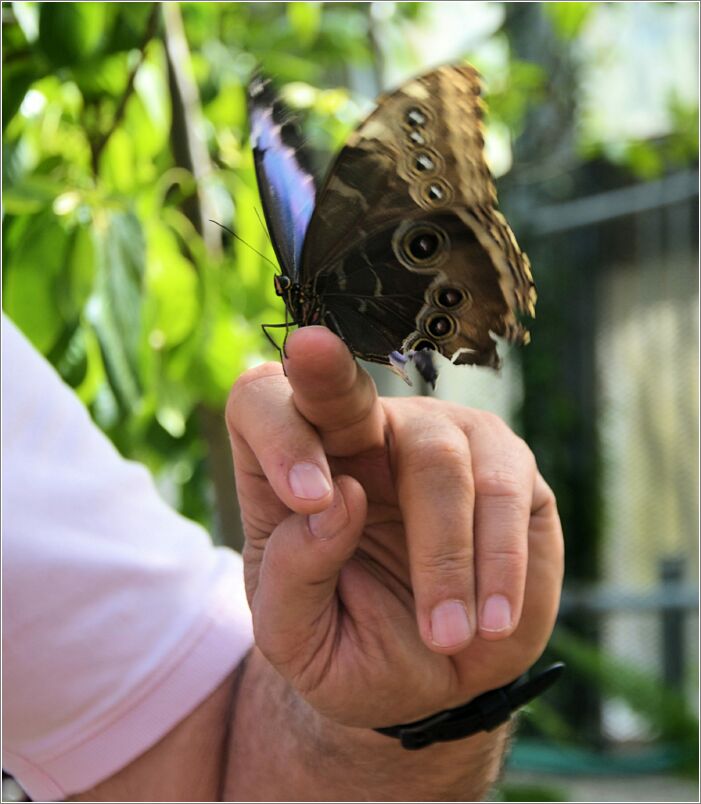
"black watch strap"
374,662,565,750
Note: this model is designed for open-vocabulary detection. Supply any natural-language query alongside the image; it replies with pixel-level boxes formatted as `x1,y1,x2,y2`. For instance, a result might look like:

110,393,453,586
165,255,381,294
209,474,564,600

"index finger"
283,327,385,456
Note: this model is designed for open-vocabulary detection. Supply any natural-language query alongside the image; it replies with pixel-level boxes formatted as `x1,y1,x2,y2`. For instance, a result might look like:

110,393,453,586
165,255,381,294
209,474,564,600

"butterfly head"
273,274,292,297
273,274,320,326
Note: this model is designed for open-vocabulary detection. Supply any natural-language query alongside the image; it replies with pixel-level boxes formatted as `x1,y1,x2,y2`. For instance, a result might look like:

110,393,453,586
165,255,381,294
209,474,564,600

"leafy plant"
551,626,699,777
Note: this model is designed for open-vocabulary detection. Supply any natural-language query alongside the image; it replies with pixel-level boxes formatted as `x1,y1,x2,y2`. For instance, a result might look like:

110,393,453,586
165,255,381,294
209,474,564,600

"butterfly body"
249,65,535,386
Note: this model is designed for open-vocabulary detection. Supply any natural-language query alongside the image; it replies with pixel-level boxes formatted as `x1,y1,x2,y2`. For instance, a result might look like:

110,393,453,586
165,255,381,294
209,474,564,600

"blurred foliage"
551,627,699,777
544,1,594,41
578,95,700,181
523,630,699,774
2,1,380,523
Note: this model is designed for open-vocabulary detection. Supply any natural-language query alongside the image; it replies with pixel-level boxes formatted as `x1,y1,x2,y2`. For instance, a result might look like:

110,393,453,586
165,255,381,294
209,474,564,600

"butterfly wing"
300,65,536,374
247,74,317,281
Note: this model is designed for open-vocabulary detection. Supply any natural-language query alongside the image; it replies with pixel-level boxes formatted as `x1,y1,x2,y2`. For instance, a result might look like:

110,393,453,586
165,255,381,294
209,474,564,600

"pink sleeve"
1,314,254,801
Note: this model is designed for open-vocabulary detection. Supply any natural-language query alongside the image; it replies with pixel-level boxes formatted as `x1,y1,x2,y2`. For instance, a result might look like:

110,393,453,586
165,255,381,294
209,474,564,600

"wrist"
309,699,514,801
375,663,565,750
225,647,513,801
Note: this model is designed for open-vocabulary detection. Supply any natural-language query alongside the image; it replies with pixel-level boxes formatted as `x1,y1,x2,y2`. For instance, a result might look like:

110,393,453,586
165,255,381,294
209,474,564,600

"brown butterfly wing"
300,65,536,373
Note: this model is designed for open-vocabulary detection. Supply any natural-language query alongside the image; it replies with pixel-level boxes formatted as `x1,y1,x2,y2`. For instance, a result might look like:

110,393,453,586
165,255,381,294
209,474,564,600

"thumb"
251,475,367,684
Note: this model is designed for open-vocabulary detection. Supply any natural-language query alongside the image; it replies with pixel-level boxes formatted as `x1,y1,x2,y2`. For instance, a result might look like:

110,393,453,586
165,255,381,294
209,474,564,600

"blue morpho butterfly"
247,64,536,387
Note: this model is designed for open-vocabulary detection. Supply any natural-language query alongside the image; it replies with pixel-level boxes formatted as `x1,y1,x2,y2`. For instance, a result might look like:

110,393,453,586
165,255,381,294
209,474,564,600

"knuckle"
226,363,284,427
403,432,469,478
540,480,558,510
474,466,523,499
478,409,507,431
468,411,536,463
464,408,509,438
515,437,537,472
416,544,474,580
320,382,376,435
480,544,527,570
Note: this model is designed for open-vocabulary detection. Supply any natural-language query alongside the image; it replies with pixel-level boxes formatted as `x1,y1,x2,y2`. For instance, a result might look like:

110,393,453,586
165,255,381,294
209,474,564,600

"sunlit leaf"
624,140,664,180
155,378,194,438
3,211,68,354
2,61,41,130
485,59,546,138
197,311,261,406
71,51,131,100
133,54,171,147
287,2,322,47
75,321,106,405
100,127,135,191
13,2,40,43
544,2,594,40
2,175,64,214
144,222,200,347
67,223,96,317
205,80,247,136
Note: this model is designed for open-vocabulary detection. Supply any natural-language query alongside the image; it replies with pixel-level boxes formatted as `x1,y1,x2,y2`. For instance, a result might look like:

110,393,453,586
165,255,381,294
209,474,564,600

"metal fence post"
659,556,685,689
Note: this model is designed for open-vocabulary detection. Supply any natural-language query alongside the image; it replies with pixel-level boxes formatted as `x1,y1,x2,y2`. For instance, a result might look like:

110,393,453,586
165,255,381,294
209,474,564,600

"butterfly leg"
262,321,304,376
323,310,356,361
261,323,286,370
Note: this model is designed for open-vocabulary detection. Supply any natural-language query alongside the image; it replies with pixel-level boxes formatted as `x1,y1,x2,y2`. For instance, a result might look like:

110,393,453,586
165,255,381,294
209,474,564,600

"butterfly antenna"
253,207,273,247
208,219,277,270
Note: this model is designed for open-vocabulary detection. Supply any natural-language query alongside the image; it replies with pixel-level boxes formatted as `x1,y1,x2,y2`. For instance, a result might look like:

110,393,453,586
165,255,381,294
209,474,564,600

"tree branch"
162,2,242,550
90,2,160,176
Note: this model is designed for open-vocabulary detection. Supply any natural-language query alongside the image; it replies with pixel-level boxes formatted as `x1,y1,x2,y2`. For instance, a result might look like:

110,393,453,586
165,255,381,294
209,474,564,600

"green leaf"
287,2,322,47
103,3,154,55
38,2,109,68
155,378,194,438
100,127,135,192
485,58,546,138
133,55,170,150
625,140,664,180
74,322,106,405
197,312,260,406
169,303,260,409
71,51,130,101
13,2,40,43
66,223,97,317
87,210,145,411
2,210,69,354
545,2,594,40
205,80,246,136
2,175,64,215
552,627,699,752
2,60,41,130
144,221,199,348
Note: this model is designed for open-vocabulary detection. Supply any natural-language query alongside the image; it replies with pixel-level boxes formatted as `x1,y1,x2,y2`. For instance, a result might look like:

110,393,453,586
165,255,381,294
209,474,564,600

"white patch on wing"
402,80,430,100
451,347,477,363
359,119,392,140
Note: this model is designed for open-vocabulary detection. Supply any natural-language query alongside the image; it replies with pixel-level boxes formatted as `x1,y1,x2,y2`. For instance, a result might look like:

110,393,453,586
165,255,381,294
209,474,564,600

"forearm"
224,647,511,802
70,675,234,802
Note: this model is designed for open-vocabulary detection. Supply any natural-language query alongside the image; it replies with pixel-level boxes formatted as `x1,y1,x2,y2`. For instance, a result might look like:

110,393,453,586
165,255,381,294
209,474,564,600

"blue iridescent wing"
247,74,317,281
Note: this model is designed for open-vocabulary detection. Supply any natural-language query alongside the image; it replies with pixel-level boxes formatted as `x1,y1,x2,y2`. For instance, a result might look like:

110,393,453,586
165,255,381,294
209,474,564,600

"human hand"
226,327,563,728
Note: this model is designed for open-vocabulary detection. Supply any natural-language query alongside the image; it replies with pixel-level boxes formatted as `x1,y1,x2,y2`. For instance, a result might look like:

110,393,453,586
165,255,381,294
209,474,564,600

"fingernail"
430,600,471,648
481,595,512,632
308,485,348,539
289,462,332,500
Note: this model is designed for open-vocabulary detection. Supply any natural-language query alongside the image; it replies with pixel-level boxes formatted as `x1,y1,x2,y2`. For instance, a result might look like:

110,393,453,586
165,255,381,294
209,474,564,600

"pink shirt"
2,314,254,801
